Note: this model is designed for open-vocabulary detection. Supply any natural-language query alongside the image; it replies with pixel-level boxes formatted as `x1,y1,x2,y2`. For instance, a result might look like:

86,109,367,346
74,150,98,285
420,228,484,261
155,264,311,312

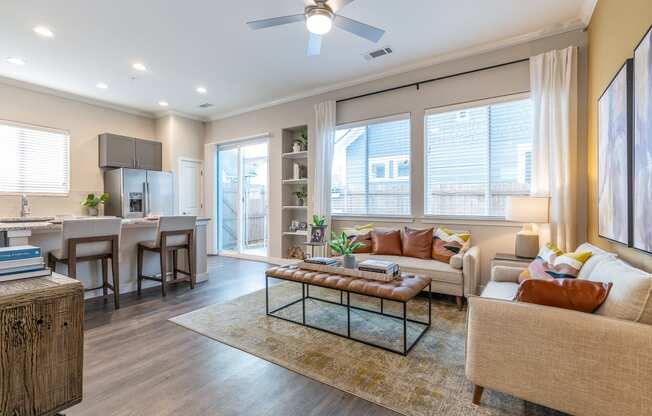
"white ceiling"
0,0,593,120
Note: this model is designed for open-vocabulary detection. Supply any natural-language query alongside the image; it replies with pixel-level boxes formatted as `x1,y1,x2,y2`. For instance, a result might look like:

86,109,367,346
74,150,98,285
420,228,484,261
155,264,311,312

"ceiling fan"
246,0,386,56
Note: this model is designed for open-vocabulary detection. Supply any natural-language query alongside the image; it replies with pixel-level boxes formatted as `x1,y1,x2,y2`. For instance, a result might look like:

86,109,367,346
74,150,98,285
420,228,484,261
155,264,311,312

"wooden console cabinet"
0,273,84,415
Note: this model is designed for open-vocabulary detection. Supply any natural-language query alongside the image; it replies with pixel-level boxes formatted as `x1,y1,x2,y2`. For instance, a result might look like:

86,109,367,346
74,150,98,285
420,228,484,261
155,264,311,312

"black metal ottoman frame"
265,275,432,356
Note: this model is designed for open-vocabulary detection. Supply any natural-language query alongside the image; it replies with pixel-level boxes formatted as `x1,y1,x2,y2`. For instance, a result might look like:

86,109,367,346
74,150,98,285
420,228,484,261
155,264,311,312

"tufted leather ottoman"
265,265,432,355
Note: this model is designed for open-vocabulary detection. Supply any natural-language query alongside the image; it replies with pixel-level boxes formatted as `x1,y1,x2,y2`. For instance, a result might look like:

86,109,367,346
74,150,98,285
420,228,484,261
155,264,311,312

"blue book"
0,246,42,262
0,264,45,276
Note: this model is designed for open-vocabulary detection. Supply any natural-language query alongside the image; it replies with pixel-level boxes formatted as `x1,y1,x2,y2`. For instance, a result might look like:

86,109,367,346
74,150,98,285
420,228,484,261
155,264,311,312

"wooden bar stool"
48,217,122,309
137,216,196,297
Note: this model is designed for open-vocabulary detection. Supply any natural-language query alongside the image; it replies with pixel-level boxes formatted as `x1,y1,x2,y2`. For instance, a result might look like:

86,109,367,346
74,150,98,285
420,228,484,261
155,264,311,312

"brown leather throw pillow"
371,229,402,256
402,227,433,259
516,278,613,313
348,232,372,253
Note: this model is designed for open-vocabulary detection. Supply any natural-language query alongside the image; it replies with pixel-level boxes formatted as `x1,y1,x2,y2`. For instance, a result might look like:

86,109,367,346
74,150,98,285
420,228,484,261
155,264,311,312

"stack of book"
358,259,400,276
0,245,50,282
304,257,338,266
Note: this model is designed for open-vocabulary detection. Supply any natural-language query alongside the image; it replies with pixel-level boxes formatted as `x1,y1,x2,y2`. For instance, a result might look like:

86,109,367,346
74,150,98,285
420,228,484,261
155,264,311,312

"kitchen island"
0,217,210,298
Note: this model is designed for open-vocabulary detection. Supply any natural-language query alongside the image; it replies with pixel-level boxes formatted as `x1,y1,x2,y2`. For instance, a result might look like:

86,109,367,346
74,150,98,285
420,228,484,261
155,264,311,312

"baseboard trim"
215,252,299,266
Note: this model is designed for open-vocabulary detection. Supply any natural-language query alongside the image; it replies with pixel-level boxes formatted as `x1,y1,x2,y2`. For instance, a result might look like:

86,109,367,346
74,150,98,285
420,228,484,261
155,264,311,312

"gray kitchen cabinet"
135,139,162,170
99,133,135,168
99,133,162,170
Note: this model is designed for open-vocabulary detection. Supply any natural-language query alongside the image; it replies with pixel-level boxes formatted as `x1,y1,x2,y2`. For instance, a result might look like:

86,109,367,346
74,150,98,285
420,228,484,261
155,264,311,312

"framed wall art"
633,25,652,254
598,59,633,246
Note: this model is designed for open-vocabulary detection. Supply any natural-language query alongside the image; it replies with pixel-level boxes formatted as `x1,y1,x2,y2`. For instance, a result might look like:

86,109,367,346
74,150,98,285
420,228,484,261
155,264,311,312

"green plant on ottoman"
82,193,109,216
328,232,364,269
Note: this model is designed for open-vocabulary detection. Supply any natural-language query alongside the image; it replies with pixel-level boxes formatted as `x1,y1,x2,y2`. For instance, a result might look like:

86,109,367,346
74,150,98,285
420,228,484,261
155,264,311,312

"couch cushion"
516,278,613,313
431,227,471,263
527,243,592,279
353,253,463,285
575,242,617,279
580,255,652,323
371,229,402,256
347,231,372,253
402,227,433,259
481,281,519,300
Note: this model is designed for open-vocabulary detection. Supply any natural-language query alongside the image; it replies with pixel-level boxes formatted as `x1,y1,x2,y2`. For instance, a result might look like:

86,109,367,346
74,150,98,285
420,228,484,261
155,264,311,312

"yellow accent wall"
587,0,652,271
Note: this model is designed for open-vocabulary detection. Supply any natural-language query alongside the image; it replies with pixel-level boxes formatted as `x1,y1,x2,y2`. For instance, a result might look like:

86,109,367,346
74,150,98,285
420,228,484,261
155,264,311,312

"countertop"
0,216,211,233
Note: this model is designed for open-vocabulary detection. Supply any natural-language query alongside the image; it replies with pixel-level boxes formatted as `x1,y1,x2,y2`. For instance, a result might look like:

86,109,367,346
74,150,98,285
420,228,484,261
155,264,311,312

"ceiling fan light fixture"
306,9,333,35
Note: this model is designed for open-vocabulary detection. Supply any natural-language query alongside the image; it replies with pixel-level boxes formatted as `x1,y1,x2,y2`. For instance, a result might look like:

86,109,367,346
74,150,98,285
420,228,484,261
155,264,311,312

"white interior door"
179,158,203,216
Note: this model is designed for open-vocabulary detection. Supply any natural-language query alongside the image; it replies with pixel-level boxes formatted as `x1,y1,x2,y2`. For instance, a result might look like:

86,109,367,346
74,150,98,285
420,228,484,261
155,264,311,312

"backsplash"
0,190,106,217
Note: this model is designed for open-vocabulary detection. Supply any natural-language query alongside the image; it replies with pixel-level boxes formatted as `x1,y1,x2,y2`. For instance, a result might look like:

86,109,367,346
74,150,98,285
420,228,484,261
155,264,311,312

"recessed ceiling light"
132,62,147,71
6,57,25,66
33,26,54,38
158,101,169,107
96,82,108,89
196,86,207,94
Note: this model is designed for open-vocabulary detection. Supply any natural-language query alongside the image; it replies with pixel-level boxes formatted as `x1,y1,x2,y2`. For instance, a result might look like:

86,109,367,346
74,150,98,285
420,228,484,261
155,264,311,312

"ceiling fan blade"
333,15,385,43
327,0,355,12
307,33,322,56
247,14,305,30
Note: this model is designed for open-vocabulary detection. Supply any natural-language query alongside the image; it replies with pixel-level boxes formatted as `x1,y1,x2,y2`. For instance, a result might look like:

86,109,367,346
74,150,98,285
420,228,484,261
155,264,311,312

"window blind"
331,114,411,216
0,121,70,194
424,96,532,218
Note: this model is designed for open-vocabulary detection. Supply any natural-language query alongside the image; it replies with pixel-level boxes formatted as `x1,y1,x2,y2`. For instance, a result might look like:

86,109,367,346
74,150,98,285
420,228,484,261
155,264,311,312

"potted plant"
328,232,364,269
293,132,308,152
310,214,327,243
294,188,307,206
81,193,109,216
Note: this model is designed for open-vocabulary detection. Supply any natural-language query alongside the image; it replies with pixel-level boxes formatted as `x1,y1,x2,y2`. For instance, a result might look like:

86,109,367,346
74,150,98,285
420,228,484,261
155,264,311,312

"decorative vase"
298,198,305,206
293,162,301,179
292,143,302,153
310,225,326,243
87,207,99,216
342,254,356,269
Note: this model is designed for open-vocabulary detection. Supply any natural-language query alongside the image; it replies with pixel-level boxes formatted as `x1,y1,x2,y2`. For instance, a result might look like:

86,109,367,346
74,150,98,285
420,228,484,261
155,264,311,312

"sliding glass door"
217,140,268,256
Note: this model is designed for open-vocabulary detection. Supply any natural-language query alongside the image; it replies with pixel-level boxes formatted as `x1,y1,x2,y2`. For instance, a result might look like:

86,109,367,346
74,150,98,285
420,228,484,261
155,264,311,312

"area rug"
170,283,563,416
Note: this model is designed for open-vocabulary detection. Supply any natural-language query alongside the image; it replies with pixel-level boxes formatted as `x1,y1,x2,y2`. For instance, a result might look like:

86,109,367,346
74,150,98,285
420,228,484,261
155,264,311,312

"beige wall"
206,30,589,286
0,82,155,216
587,0,652,272
156,114,206,214
0,82,206,217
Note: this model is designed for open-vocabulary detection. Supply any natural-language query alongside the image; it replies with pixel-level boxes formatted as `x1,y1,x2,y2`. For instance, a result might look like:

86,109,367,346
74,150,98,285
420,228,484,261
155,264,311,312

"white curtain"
313,101,336,230
530,46,578,252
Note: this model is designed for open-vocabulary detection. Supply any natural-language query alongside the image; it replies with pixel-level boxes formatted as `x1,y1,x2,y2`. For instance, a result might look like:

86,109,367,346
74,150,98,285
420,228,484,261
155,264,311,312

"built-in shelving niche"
281,125,309,259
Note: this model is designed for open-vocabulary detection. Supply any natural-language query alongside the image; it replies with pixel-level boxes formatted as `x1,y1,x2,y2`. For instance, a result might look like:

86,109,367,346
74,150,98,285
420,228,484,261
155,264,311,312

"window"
331,114,411,216
424,95,533,218
0,121,70,194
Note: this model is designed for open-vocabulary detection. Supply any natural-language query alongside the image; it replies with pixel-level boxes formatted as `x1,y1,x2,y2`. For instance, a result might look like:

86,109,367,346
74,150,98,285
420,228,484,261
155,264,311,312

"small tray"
297,261,401,283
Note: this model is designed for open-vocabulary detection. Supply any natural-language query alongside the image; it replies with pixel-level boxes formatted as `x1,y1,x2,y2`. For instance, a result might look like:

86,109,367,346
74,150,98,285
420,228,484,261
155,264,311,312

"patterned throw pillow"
344,224,374,254
431,227,471,263
527,243,593,280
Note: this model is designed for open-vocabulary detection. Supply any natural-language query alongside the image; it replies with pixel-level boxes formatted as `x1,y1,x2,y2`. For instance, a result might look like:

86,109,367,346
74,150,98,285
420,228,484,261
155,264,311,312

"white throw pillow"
575,243,617,280
582,256,652,323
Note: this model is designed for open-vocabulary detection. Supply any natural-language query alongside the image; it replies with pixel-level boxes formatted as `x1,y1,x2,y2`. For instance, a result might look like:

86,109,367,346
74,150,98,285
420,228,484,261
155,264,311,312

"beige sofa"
352,245,480,307
465,243,652,416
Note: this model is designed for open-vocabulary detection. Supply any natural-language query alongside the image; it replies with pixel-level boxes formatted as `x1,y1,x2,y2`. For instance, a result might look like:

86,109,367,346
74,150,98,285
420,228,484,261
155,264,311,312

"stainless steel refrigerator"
103,168,174,218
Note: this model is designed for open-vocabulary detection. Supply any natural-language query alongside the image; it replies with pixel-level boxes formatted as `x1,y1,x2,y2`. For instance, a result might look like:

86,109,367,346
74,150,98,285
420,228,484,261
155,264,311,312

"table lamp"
505,196,550,259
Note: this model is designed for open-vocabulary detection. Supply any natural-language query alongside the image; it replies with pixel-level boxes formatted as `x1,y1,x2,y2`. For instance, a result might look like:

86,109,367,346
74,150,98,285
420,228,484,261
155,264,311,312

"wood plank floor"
67,256,399,416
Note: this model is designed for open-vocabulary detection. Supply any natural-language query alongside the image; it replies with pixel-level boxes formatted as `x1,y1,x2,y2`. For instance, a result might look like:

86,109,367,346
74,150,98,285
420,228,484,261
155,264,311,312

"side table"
491,252,533,270
300,241,328,258
0,273,84,415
